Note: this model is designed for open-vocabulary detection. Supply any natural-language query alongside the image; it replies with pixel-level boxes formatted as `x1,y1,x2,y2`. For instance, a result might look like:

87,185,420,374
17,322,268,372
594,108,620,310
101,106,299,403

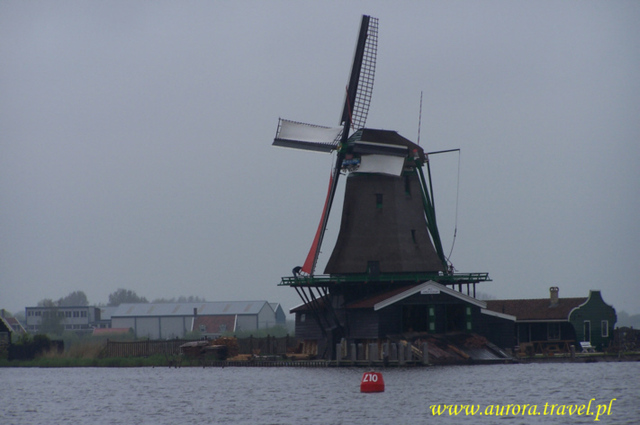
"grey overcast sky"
1,1,639,316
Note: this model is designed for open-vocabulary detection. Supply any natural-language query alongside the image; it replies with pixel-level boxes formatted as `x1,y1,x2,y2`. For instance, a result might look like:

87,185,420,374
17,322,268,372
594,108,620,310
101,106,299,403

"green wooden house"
486,287,617,353
568,290,617,351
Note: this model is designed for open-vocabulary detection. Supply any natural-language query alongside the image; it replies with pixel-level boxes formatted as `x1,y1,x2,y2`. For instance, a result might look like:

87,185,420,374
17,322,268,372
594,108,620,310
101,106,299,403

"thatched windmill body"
273,16,489,357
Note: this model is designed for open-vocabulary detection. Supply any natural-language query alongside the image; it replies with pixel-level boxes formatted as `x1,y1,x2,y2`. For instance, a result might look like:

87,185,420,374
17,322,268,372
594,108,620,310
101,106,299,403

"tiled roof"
346,285,420,309
290,296,329,313
291,282,484,312
5,317,26,332
485,297,587,321
111,301,271,317
193,315,236,334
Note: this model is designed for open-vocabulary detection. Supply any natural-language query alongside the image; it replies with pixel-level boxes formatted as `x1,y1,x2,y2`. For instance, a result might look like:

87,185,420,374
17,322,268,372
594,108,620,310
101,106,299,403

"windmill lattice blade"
351,16,378,131
341,16,378,132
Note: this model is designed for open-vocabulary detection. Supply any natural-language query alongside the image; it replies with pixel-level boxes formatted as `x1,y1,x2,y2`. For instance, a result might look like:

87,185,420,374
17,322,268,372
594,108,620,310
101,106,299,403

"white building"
110,301,279,339
25,306,100,333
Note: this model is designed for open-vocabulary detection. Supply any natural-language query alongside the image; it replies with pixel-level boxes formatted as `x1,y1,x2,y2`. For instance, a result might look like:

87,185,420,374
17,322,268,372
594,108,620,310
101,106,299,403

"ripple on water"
0,363,639,425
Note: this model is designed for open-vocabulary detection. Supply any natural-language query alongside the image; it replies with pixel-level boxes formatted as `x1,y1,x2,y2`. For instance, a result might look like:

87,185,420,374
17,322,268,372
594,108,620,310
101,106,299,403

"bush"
8,334,61,360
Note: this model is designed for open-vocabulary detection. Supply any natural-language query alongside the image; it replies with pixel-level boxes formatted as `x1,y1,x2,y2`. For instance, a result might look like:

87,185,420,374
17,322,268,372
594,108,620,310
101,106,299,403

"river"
2,362,639,424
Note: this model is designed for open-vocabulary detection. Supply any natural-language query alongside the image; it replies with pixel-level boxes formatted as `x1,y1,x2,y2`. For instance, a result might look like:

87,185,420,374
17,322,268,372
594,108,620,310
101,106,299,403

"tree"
108,288,148,306
37,298,57,307
39,307,64,336
152,295,207,303
34,298,64,336
57,290,89,306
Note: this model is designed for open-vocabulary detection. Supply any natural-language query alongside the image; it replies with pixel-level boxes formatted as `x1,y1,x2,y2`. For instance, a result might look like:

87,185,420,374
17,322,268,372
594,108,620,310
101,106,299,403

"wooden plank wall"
105,336,298,358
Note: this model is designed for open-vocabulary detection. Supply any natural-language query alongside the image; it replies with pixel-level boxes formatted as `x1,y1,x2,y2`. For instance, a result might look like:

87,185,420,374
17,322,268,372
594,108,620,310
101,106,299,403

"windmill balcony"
279,272,491,288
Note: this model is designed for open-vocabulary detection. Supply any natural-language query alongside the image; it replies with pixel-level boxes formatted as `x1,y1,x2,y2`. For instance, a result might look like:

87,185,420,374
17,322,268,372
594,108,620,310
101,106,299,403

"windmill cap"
348,129,425,161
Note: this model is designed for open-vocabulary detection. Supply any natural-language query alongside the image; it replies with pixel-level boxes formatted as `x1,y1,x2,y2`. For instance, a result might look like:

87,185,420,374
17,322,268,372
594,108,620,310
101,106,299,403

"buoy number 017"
362,373,378,382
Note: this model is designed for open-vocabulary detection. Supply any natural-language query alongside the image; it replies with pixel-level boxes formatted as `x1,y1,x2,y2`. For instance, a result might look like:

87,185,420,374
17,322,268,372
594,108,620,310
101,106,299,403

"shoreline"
2,352,639,368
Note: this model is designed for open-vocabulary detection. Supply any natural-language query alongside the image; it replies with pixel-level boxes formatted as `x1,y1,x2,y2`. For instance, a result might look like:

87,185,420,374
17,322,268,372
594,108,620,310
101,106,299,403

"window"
199,324,206,332
428,306,435,332
81,311,87,318
583,320,591,342
411,229,416,243
601,320,609,337
300,314,306,323
65,311,72,318
219,324,227,333
547,323,561,340
73,311,80,318
375,193,383,209
404,176,411,197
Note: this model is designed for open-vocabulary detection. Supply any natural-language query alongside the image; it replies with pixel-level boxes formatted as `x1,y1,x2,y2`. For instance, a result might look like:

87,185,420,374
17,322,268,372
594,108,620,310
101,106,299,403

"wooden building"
0,315,12,352
292,281,515,354
485,287,617,353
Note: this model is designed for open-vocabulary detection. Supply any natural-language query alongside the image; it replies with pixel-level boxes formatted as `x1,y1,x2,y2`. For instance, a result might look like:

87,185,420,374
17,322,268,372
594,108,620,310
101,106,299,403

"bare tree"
108,288,148,306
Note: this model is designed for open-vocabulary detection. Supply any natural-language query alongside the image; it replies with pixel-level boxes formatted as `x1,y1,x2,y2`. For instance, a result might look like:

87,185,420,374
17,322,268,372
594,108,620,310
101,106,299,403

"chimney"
549,286,559,306
193,307,198,316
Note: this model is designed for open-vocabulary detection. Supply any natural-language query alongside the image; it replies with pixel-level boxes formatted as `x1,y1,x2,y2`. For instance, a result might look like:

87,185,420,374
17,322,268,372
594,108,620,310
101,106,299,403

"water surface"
2,362,638,424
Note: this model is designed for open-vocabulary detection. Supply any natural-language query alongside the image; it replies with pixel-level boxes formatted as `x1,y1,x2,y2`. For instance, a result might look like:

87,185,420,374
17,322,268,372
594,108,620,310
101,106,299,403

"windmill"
273,15,490,358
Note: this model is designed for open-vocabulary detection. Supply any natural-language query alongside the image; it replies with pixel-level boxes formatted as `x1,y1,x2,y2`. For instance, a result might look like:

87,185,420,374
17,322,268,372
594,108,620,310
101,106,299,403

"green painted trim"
416,166,448,270
279,272,491,287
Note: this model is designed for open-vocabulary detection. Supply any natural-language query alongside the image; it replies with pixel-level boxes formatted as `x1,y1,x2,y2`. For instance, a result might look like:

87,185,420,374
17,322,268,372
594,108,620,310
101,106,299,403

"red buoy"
360,371,385,393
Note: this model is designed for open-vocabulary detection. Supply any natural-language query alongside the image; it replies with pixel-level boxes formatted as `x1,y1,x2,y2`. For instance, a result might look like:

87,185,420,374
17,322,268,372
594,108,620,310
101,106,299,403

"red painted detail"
301,174,334,275
360,372,385,393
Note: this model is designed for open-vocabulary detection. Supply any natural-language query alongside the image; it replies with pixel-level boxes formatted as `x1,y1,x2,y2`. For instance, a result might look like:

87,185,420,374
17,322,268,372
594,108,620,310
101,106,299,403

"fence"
104,335,298,358
104,340,186,358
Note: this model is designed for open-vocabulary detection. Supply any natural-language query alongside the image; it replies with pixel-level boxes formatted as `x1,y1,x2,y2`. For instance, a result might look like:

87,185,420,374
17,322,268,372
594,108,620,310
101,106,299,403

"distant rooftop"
111,301,273,317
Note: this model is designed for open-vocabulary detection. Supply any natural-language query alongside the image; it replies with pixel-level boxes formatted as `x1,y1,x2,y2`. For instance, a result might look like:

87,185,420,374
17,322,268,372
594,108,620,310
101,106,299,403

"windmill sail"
273,15,379,276
341,15,378,133
303,15,379,275
273,119,341,153
300,174,334,275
